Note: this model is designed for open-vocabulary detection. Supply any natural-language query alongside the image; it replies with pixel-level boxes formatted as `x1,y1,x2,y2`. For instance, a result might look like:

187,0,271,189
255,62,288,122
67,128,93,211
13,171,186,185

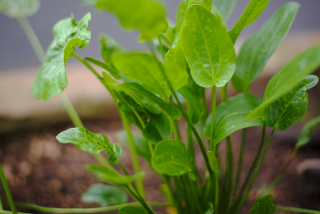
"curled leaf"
297,116,320,147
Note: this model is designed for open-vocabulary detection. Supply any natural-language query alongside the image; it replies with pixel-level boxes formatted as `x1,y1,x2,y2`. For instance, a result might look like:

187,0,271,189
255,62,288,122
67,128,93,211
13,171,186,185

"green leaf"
232,2,300,91
85,57,121,80
174,0,189,47
207,151,219,172
178,86,203,124
297,116,320,147
204,94,263,144
247,46,320,120
81,183,127,206
100,33,124,66
118,130,151,162
95,0,167,41
249,194,275,214
32,13,91,100
204,202,214,214
211,5,227,31
212,0,237,22
56,127,122,165
188,172,196,181
113,82,182,121
266,75,318,131
86,165,145,186
0,0,40,18
113,53,188,98
119,206,147,214
182,5,236,87
152,139,190,176
228,0,270,44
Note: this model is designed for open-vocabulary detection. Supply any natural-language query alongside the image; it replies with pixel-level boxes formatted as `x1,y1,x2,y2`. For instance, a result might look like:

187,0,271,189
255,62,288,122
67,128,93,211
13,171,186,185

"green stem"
16,202,166,213
202,88,208,124
16,16,45,62
187,124,202,184
224,136,234,211
72,53,101,79
162,175,182,214
235,128,276,213
0,164,17,214
233,128,246,198
0,211,29,214
210,87,217,151
120,112,145,198
276,206,320,214
263,146,299,196
189,176,203,214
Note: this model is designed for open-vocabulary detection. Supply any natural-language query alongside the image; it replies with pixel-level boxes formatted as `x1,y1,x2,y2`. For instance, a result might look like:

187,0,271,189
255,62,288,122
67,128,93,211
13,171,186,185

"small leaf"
249,194,275,214
152,139,190,176
118,130,151,162
212,0,237,22
86,165,145,186
113,53,188,98
32,13,91,100
204,202,214,214
247,46,320,120
266,75,318,131
204,94,263,144
95,0,167,41
119,206,147,214
188,172,196,181
207,151,219,172
56,127,122,165
232,2,300,91
100,33,124,66
178,86,203,124
228,0,270,44
297,116,320,147
182,5,236,88
81,183,127,206
0,0,40,18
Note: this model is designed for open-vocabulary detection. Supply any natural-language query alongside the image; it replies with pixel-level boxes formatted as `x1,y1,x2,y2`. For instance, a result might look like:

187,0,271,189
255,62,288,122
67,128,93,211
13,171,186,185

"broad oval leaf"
266,75,318,131
86,165,145,186
56,127,122,165
119,206,147,214
247,46,320,120
228,0,270,44
32,13,91,100
82,183,128,206
212,0,237,22
182,5,236,88
249,194,275,214
297,116,320,147
232,2,300,91
204,94,263,144
95,0,168,41
113,53,188,98
152,139,190,176
117,130,151,162
0,0,40,18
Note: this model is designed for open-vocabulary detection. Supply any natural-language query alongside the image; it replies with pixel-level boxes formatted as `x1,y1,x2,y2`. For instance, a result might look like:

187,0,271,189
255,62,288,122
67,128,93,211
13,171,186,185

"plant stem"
263,146,299,196
16,202,166,213
0,164,17,214
187,124,202,184
235,128,276,213
0,211,29,214
189,176,203,214
224,136,234,211
162,175,182,214
202,88,208,123
120,112,145,198
210,87,217,151
16,16,45,62
276,206,320,214
234,128,246,197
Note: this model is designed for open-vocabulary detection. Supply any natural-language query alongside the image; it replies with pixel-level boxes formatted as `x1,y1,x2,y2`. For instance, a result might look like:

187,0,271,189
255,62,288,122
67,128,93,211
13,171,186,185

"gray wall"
0,0,320,71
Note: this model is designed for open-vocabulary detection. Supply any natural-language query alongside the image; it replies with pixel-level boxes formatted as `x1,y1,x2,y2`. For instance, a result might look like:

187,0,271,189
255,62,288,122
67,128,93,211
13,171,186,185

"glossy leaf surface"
113,53,188,98
212,0,237,22
247,46,320,120
56,127,122,165
297,116,320,147
0,0,39,18
266,75,318,131
228,0,270,44
95,0,167,41
86,165,145,186
32,13,91,100
182,5,236,87
119,206,147,214
232,2,300,91
118,130,151,162
82,183,127,206
204,94,263,144
249,194,275,214
152,140,190,176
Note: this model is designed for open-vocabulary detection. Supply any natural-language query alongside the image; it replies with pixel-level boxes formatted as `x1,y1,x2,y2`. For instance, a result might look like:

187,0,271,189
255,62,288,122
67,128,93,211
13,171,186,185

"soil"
1,71,320,214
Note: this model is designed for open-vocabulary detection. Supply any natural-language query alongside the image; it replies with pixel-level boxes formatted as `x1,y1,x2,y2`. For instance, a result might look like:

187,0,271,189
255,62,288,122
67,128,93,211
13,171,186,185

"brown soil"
1,71,320,214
